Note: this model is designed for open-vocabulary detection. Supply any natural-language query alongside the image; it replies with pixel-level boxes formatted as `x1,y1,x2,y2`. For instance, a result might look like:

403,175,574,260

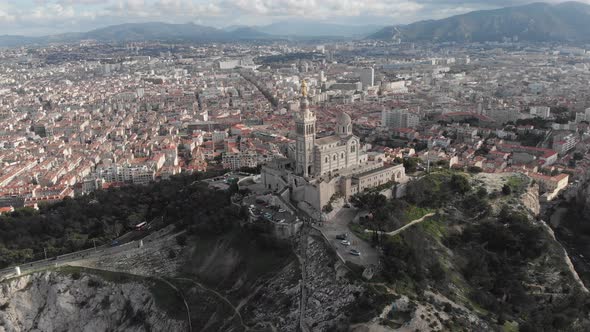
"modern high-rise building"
530,106,550,119
381,109,420,129
360,67,374,90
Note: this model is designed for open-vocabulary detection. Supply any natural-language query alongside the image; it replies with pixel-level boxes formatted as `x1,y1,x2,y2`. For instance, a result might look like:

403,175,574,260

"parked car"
336,233,348,240
341,240,351,246
349,249,361,256
344,204,351,208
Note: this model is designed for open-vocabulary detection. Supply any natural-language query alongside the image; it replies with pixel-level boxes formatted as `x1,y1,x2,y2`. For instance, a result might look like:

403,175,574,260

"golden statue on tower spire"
301,79,308,98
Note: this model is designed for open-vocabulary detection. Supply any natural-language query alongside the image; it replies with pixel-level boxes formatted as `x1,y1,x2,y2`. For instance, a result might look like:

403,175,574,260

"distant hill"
0,21,378,47
0,35,42,47
370,1,590,42
83,22,226,42
0,22,272,47
255,21,383,38
227,27,270,40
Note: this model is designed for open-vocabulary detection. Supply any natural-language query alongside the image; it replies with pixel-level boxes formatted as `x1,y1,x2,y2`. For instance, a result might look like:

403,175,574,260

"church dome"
337,112,352,127
336,112,352,136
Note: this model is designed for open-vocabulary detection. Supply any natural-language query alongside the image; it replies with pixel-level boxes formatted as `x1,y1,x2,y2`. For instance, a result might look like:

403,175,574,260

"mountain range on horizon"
0,21,383,47
2,2,590,47
370,1,590,42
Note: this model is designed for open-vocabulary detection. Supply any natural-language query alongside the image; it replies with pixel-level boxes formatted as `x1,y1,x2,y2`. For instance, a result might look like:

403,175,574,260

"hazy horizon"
3,0,589,37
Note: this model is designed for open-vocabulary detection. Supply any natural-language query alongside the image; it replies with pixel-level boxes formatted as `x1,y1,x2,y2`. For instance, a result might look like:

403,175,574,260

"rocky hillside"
2,171,588,331
370,2,590,42
348,170,590,331
0,267,187,332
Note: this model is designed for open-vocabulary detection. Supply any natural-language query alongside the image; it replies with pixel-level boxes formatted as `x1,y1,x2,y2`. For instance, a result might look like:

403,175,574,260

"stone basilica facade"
262,82,407,215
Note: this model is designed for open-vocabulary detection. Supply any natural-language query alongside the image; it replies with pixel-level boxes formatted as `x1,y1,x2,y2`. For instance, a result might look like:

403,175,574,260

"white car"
341,240,351,246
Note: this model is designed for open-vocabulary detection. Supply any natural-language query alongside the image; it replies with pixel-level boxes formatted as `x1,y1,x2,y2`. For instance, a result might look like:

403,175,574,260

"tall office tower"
360,67,374,90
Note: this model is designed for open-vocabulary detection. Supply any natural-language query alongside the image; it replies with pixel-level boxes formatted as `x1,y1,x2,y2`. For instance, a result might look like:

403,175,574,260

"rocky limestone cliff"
521,182,540,216
0,269,187,332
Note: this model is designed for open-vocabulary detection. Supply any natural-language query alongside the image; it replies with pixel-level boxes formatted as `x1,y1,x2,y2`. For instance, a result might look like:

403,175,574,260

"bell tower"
295,80,316,177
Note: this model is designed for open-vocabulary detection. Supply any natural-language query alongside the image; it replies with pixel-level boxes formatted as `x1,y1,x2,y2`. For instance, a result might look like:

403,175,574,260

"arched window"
325,156,328,163
351,141,356,153
341,153,344,159
333,155,337,161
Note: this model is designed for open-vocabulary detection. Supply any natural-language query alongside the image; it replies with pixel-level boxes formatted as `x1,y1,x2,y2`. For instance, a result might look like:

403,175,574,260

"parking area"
204,172,253,190
242,195,297,225
319,207,379,267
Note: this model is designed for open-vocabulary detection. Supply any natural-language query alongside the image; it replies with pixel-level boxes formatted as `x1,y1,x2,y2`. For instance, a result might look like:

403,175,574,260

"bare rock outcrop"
521,182,541,216
0,270,187,332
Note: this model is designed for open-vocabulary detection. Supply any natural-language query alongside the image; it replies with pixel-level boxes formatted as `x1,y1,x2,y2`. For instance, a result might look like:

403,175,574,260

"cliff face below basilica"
521,182,541,216
546,171,590,289
0,268,187,332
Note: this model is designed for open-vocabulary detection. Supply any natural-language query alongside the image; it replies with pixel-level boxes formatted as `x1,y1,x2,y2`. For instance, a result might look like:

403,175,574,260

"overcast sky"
1,0,587,36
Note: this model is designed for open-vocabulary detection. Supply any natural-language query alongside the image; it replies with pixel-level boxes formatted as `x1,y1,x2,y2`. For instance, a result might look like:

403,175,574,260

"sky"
0,0,588,36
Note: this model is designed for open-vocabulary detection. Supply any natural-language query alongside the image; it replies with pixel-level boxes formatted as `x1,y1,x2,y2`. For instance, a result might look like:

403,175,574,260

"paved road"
319,207,379,267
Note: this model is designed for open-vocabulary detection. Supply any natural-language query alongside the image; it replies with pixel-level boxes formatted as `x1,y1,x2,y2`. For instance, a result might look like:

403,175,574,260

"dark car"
336,233,348,240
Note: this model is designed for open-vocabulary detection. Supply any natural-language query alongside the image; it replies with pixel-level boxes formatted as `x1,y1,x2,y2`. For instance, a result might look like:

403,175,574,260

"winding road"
363,212,436,236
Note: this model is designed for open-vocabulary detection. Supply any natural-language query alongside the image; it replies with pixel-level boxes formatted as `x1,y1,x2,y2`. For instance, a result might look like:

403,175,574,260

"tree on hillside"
450,174,471,195
350,192,387,213
0,172,238,268
403,157,421,173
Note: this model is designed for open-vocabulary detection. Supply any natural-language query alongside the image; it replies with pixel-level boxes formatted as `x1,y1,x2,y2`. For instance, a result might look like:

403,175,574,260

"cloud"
2,0,590,35
226,0,423,18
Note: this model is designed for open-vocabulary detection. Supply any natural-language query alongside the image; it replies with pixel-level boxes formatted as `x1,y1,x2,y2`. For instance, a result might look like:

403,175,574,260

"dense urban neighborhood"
1,40,589,213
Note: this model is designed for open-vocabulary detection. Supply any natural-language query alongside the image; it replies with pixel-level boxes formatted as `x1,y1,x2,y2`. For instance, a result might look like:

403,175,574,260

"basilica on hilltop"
261,81,407,215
